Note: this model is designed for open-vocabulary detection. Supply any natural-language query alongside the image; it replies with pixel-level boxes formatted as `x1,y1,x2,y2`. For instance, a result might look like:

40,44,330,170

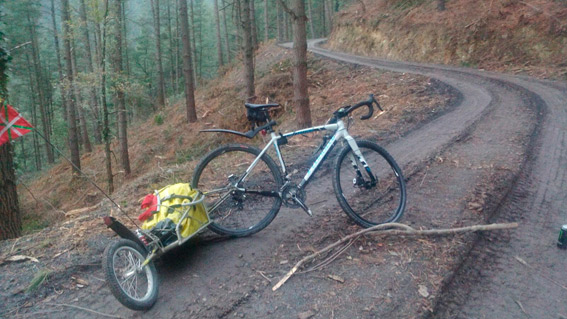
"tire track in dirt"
311,41,567,319
432,75,567,318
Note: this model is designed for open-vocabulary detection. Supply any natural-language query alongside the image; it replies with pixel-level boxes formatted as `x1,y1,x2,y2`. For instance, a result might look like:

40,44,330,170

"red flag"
0,99,34,146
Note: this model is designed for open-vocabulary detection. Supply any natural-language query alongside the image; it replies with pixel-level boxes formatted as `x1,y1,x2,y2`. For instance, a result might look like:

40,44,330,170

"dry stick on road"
272,222,519,291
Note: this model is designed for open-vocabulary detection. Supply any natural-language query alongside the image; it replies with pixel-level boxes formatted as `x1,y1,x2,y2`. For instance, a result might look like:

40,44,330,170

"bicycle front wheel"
333,140,406,228
191,144,283,237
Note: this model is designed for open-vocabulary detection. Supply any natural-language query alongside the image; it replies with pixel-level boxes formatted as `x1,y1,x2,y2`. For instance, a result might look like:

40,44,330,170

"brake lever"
371,94,384,112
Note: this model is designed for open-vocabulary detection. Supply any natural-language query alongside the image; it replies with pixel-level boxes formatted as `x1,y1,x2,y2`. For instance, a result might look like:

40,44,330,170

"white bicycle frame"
236,118,375,190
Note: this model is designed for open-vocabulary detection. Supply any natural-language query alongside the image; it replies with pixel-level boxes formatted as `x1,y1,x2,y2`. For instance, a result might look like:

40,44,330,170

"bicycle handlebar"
334,94,383,121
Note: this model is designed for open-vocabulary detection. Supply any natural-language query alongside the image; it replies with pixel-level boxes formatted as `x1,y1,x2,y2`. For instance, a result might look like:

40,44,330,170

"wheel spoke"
109,243,155,305
334,141,405,227
191,145,282,236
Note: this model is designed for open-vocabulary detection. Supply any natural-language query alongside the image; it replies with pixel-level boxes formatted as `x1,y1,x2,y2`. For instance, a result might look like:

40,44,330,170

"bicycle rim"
334,141,406,227
192,145,282,236
112,246,155,302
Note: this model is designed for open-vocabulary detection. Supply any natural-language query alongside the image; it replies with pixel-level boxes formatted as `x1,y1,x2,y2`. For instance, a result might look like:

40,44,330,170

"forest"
0,0,355,239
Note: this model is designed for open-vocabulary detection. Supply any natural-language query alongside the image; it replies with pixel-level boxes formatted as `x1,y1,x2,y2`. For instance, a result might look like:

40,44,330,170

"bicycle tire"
103,239,159,310
333,140,406,228
191,144,283,237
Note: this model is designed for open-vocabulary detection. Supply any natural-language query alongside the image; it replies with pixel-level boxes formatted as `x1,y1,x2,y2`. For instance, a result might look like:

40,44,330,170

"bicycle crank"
280,183,313,216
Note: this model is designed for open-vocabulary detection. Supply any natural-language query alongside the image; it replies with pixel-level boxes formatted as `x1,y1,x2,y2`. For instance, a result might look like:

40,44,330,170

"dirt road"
10,41,566,318
307,40,567,319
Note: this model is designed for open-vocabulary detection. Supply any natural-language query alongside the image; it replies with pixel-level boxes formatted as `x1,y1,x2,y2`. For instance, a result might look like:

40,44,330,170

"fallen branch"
272,222,518,291
48,303,122,319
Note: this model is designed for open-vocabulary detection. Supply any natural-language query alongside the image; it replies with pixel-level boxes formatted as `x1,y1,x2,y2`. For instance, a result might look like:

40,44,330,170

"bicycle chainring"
280,183,306,208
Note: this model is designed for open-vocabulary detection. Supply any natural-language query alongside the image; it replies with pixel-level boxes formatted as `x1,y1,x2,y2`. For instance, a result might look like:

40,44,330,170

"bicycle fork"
344,135,377,189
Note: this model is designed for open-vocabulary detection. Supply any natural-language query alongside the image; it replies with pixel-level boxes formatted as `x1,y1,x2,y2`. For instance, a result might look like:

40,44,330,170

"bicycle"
192,94,407,237
101,95,407,310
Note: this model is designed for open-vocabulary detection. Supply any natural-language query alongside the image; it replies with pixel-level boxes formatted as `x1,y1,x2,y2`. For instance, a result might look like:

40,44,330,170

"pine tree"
62,0,82,174
278,0,311,127
179,0,198,122
113,0,131,175
0,25,22,240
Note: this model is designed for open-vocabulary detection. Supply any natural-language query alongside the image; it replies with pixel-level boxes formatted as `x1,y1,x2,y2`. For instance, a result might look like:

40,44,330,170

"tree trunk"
264,0,269,41
25,53,42,171
0,30,21,240
283,6,289,41
0,29,20,239
80,0,102,145
307,0,315,39
151,0,167,108
175,0,181,92
197,0,204,79
113,0,131,175
324,0,332,34
320,0,326,35
62,0,81,175
276,0,282,41
249,0,258,49
70,38,93,153
214,0,224,70
241,0,255,102
235,0,242,53
278,0,311,127
179,0,198,123
292,0,311,127
50,0,68,125
100,0,114,193
26,11,54,164
0,142,21,240
437,0,446,11
221,0,231,62
123,0,131,77
189,0,198,85
166,0,176,94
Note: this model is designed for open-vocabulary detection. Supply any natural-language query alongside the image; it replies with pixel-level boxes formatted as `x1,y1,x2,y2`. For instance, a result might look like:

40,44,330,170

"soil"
328,0,567,80
1,39,566,319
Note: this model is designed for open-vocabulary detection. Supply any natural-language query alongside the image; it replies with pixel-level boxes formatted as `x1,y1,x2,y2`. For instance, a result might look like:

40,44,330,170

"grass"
26,269,52,293
154,113,164,125
22,217,50,235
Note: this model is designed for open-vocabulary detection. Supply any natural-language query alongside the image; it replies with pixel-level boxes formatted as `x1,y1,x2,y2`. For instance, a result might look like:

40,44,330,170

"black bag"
246,108,269,123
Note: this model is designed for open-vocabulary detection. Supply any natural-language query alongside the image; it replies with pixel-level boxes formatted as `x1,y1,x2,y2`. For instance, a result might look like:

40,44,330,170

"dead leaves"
418,284,430,298
1,255,39,264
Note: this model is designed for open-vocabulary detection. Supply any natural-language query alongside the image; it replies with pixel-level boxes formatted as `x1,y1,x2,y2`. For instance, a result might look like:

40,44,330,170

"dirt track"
6,41,567,318
306,40,567,318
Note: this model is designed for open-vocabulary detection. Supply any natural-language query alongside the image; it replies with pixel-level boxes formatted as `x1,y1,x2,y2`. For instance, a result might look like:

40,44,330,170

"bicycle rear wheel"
333,140,406,228
191,144,283,237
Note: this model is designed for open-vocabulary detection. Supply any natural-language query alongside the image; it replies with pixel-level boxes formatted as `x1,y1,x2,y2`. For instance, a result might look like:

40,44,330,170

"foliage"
26,269,52,293
154,113,164,125
2,0,347,177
